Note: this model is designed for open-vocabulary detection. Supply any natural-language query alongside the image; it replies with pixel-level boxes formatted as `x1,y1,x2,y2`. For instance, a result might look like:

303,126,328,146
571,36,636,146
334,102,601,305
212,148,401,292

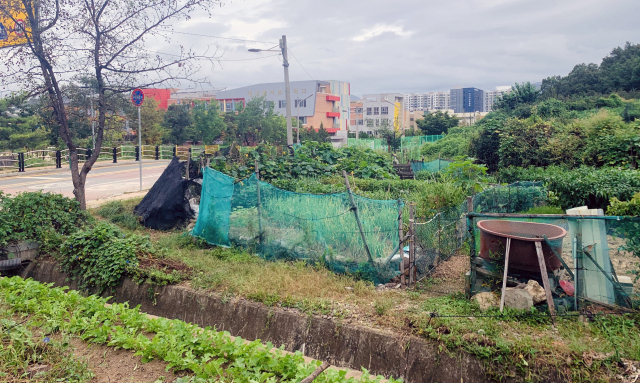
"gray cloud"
150,0,640,95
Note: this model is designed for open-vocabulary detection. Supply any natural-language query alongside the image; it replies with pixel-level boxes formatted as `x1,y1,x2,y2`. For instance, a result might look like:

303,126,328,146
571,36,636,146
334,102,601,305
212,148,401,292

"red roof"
326,128,339,133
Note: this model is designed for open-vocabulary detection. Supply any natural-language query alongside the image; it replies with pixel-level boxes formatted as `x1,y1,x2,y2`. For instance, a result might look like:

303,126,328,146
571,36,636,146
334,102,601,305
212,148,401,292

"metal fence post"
155,146,159,160
173,146,177,157
56,150,62,168
18,153,24,172
135,146,139,161
112,147,117,163
398,199,404,286
86,148,92,161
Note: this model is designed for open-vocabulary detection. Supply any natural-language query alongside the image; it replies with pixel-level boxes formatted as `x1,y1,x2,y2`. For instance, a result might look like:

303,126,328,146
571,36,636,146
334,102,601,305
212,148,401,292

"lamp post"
296,93,314,144
249,35,293,149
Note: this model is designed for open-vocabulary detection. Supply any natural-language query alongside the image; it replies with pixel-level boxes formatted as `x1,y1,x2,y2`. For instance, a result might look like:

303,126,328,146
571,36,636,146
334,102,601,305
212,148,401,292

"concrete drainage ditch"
19,261,564,383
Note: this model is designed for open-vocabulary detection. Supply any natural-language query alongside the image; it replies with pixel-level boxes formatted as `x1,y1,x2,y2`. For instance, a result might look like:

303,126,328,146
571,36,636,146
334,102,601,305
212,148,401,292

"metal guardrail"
5,145,215,173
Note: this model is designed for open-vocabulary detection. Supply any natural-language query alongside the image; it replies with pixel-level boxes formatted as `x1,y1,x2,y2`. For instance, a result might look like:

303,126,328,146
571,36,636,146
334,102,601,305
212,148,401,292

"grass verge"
86,199,640,382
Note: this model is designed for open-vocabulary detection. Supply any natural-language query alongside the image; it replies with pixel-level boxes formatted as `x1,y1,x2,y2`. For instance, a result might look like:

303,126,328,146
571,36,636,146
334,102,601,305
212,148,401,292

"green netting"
347,138,387,151
192,167,403,283
410,159,452,174
400,135,442,149
468,213,639,309
413,182,547,279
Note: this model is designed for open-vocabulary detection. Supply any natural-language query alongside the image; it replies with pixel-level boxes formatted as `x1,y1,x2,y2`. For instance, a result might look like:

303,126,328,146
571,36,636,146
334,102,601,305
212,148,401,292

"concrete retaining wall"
20,261,562,383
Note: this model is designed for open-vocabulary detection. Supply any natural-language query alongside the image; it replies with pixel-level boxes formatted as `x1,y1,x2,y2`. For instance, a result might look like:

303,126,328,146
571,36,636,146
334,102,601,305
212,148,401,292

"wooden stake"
398,200,404,286
499,238,512,312
409,203,415,286
301,361,330,383
342,170,374,265
534,241,556,318
255,160,263,246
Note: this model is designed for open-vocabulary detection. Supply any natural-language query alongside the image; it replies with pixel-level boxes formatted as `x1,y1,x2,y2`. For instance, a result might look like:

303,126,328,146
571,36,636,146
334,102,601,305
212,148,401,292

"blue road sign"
131,88,144,107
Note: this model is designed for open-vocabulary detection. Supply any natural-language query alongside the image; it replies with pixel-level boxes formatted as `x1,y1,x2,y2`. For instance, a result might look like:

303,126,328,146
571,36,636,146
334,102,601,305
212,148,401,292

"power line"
157,29,277,44
287,47,315,81
141,48,279,62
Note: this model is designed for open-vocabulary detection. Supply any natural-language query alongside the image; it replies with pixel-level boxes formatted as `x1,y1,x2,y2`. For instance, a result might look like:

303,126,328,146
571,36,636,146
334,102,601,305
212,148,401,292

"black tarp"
134,156,193,230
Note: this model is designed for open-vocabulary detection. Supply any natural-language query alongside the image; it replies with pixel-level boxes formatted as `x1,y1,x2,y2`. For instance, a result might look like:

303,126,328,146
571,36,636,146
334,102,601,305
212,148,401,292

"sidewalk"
0,159,162,179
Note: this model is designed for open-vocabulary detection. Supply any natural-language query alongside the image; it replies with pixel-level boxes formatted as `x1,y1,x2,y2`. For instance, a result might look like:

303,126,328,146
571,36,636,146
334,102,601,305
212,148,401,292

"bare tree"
0,0,220,209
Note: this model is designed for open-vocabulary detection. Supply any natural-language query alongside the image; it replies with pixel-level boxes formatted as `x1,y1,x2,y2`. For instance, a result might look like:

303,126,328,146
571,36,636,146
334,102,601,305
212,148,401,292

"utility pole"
280,35,293,148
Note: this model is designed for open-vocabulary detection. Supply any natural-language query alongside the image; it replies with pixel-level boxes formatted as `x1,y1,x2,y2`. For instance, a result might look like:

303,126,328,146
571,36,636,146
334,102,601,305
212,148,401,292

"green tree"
130,99,166,145
416,111,459,135
317,122,330,142
494,82,540,112
163,104,193,145
191,101,225,144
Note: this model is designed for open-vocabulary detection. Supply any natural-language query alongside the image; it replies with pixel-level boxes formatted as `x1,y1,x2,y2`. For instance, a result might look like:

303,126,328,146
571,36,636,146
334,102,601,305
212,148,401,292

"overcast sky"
148,0,640,96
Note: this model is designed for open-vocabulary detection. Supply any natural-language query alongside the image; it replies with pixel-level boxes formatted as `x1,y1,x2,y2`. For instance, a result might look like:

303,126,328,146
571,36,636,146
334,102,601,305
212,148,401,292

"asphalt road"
0,161,171,201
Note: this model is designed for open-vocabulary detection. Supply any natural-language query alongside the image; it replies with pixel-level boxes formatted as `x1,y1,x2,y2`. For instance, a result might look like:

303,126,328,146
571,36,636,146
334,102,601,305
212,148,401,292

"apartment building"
483,86,512,112
404,92,450,112
350,93,405,136
214,80,350,133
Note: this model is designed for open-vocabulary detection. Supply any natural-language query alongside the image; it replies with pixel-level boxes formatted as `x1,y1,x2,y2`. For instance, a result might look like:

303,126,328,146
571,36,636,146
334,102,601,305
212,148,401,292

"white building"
404,92,450,112
351,93,406,136
483,86,512,112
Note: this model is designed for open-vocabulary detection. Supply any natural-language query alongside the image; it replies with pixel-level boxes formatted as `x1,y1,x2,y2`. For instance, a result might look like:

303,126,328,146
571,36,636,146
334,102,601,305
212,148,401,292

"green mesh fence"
414,182,547,279
347,138,387,151
467,213,639,309
400,135,442,149
398,135,443,163
410,159,452,174
192,167,403,283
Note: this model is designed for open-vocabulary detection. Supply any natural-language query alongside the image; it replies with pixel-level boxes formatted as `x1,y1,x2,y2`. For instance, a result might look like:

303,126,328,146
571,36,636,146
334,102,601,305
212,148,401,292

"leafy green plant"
0,191,88,253
0,277,400,383
58,222,151,292
497,165,640,210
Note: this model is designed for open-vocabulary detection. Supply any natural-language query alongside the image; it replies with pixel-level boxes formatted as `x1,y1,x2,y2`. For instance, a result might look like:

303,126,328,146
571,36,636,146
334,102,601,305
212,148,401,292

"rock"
524,280,546,304
28,365,51,378
515,283,526,289
385,283,396,288
395,284,401,289
503,288,534,310
472,292,498,311
344,287,354,292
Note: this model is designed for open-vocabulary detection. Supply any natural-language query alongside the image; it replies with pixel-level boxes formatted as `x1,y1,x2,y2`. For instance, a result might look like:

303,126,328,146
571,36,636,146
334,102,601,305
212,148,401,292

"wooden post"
301,361,330,383
398,199,404,286
499,238,512,312
342,170,374,265
534,241,556,318
186,150,190,181
409,202,416,286
255,160,263,246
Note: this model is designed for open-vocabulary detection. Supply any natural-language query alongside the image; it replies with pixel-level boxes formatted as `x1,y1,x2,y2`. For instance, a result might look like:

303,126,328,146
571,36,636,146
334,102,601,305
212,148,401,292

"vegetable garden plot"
192,167,402,284
413,182,547,280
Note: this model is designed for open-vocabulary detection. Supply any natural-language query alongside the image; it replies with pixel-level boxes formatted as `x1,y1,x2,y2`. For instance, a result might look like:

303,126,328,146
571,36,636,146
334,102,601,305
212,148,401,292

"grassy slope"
87,198,640,382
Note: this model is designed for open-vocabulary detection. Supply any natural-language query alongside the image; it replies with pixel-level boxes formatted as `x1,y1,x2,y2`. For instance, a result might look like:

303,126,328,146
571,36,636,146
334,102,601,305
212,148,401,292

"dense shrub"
608,192,640,216
211,142,396,181
420,127,474,161
497,166,640,210
0,191,88,253
58,222,152,292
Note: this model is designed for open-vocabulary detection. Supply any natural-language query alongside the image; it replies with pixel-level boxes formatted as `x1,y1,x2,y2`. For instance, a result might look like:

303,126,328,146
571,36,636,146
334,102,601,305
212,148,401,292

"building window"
298,116,307,124
225,102,232,111
375,119,380,126
357,119,364,125
295,99,306,108
356,107,363,114
374,107,379,115
366,108,372,116
410,118,414,122
381,106,388,115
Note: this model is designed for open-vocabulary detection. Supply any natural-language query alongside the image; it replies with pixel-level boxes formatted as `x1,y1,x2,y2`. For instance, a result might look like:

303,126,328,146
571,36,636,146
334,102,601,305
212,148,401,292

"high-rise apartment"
404,92,450,112
483,86,512,112
451,87,484,113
